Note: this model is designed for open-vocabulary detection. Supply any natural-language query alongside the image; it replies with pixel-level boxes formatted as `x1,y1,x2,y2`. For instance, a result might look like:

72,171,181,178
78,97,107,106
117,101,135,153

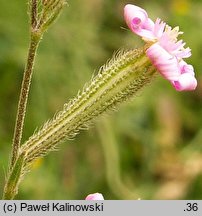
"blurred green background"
0,0,202,199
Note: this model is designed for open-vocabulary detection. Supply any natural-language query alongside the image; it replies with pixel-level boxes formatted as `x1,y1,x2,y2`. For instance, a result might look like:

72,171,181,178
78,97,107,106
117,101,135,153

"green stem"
10,32,41,168
3,152,26,200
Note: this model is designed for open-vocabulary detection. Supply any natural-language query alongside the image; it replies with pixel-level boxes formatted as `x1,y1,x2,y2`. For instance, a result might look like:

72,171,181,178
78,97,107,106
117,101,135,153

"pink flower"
124,4,197,91
85,193,104,200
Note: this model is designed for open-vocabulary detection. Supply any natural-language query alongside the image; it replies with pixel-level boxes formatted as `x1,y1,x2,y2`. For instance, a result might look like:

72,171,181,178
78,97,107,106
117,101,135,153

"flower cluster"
124,4,197,91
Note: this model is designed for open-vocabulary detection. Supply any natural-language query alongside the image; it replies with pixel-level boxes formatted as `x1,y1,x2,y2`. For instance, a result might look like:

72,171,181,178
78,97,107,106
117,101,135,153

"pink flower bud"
124,4,155,40
85,193,104,200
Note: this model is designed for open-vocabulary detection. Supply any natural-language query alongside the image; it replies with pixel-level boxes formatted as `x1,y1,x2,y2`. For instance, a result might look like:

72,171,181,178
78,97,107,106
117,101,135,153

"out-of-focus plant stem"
97,118,140,199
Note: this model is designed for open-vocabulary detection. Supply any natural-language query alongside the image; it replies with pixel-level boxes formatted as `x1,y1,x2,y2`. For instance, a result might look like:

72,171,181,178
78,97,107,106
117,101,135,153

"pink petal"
153,18,166,38
146,43,180,80
85,193,104,200
173,60,197,91
179,60,194,75
159,35,192,58
172,73,197,91
124,4,155,40
124,4,148,29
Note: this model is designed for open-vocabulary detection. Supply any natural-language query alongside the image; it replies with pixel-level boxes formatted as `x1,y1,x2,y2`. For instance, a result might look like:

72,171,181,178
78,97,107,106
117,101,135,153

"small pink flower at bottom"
85,193,104,200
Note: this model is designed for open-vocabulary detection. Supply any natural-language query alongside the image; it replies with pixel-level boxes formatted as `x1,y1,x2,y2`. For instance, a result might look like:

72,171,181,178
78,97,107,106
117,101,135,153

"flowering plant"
1,2,197,200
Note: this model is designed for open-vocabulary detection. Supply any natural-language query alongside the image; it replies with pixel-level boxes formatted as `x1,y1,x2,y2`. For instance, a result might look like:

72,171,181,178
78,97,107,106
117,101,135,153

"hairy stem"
31,0,38,28
10,33,41,168
21,47,157,167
